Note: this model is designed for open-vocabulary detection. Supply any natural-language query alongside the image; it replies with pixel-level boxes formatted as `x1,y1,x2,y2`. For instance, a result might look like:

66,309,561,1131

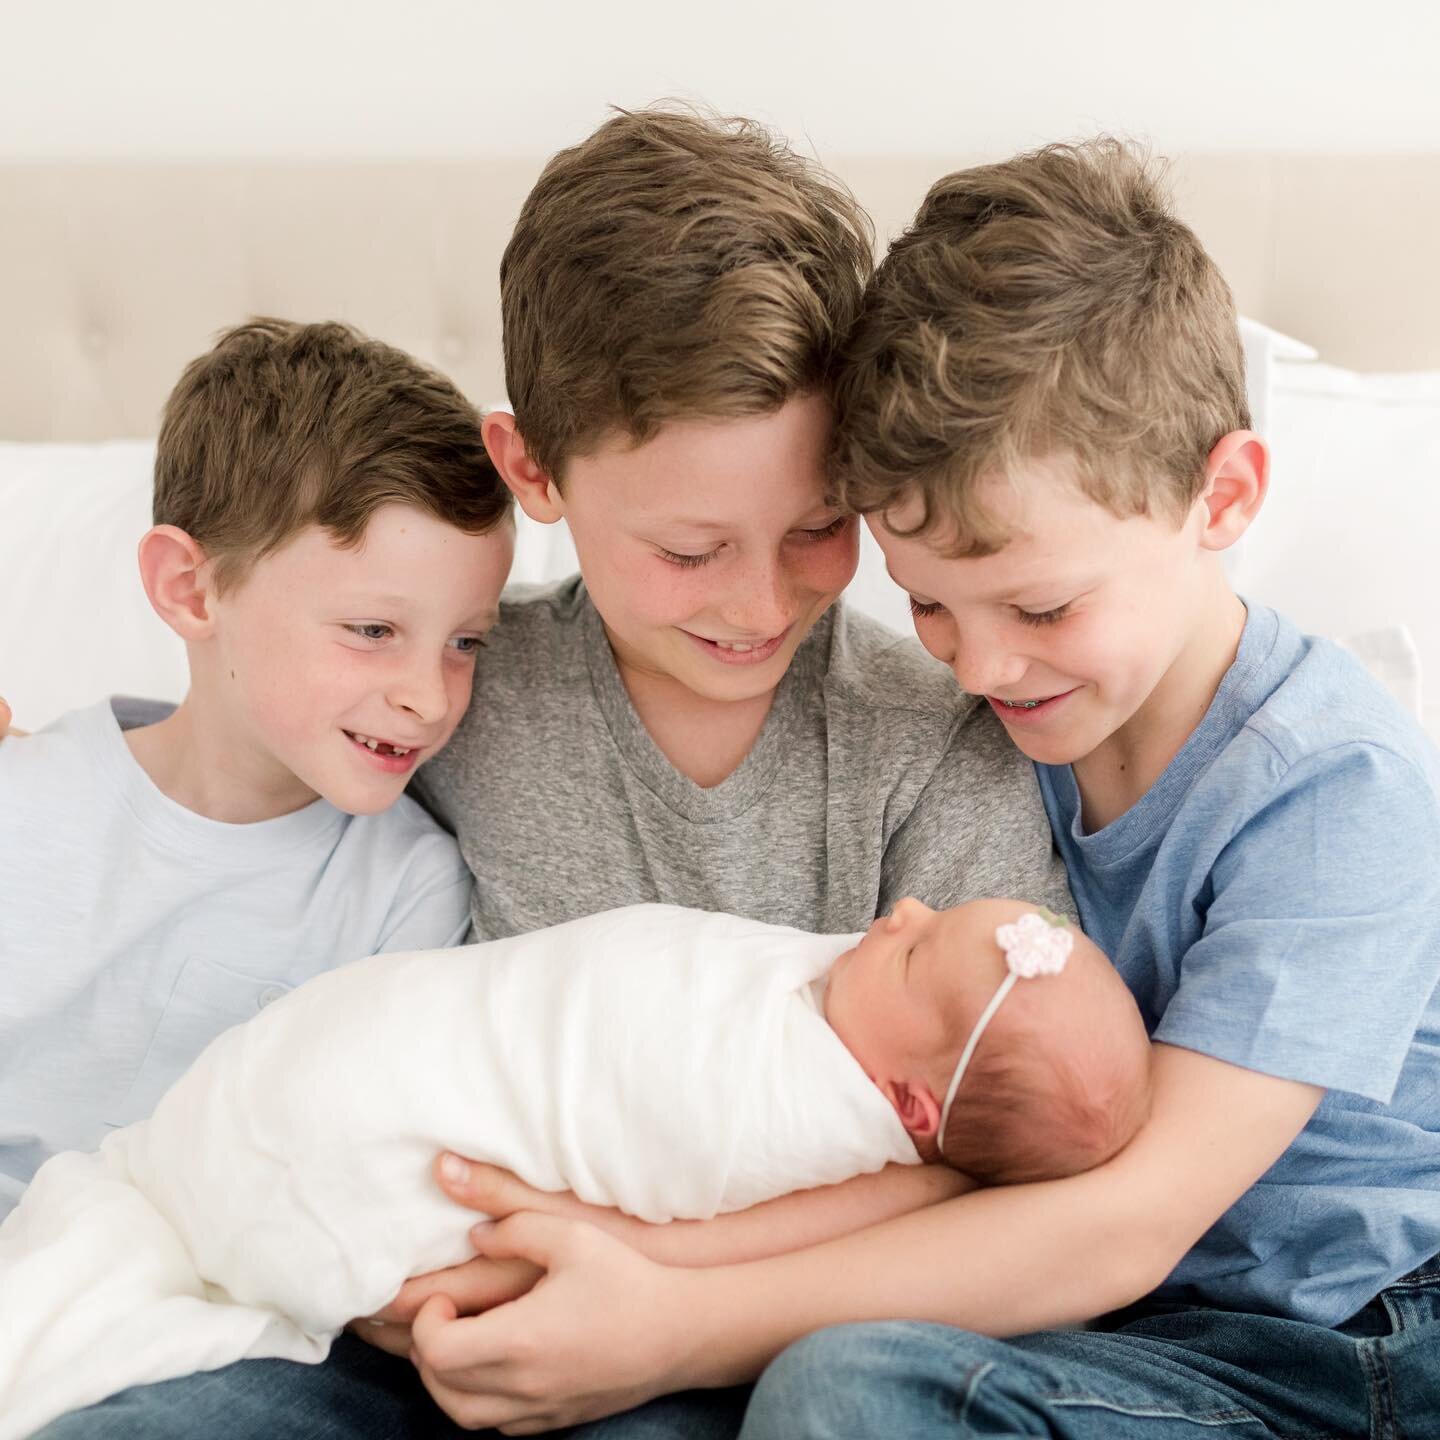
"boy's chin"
315,776,409,817
995,726,1088,767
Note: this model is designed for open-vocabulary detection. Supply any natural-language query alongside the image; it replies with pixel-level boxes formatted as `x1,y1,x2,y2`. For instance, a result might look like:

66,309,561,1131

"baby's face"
825,898,998,1092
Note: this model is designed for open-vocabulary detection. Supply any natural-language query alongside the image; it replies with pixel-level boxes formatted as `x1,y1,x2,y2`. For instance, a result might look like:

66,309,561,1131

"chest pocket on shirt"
105,956,294,1129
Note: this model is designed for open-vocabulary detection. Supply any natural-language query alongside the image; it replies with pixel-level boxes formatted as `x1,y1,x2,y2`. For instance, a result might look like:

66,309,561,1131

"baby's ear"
884,1078,941,1140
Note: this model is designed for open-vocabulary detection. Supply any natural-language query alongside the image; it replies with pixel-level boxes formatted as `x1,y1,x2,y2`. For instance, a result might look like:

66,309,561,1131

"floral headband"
936,909,1074,1147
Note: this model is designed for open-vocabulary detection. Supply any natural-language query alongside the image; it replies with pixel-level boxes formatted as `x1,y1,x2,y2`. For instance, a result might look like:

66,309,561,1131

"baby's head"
142,318,514,816
825,897,1151,1184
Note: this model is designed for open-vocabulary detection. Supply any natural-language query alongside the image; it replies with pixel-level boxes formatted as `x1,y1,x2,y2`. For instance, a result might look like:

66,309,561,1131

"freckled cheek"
622,564,734,629
789,535,858,604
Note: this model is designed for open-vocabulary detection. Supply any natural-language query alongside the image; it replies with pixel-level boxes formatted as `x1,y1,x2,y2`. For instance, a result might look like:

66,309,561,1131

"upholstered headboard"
3,152,1438,440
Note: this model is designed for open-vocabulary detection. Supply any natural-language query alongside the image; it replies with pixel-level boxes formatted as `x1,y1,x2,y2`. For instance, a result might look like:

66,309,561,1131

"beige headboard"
3,153,1438,440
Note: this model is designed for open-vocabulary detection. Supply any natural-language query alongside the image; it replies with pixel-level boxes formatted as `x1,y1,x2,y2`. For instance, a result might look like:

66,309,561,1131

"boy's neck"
613,654,776,789
123,693,320,825
1073,585,1248,832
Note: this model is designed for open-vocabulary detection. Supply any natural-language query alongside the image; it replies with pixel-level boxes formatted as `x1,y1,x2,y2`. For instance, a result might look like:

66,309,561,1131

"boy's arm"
402,1045,1322,1432
370,1157,973,1337
446,1156,972,1267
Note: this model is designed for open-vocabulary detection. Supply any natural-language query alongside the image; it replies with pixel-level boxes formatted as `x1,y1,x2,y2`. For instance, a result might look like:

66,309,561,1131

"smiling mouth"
684,627,790,664
344,730,416,759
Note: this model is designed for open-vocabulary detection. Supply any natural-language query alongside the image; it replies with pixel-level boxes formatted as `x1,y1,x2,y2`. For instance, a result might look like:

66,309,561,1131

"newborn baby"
0,899,1148,1437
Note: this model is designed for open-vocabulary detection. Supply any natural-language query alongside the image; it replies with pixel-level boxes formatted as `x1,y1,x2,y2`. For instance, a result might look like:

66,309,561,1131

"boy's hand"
353,1252,543,1357
354,1155,633,1357
0,695,22,738
409,1217,701,1432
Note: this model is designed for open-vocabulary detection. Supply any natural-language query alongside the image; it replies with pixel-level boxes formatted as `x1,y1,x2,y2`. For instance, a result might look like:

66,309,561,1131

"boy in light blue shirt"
0,319,515,1220
716,138,1440,1440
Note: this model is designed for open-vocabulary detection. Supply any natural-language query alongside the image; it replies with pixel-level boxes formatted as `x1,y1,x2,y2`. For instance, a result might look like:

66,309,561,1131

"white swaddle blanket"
0,904,917,1436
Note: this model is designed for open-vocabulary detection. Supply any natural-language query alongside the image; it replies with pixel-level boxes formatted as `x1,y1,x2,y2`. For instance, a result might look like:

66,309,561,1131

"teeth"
999,698,1044,710
349,732,412,756
715,641,757,652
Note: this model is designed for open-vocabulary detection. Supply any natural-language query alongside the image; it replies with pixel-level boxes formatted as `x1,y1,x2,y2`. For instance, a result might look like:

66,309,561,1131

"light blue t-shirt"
0,700,474,1220
1037,602,1440,1327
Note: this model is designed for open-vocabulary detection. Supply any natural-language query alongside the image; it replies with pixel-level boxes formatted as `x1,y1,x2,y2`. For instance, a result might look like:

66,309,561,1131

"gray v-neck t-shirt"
414,578,1071,940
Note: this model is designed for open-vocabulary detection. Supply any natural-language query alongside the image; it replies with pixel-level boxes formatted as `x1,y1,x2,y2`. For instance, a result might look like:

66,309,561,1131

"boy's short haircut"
155,318,510,592
832,138,1251,553
501,105,875,480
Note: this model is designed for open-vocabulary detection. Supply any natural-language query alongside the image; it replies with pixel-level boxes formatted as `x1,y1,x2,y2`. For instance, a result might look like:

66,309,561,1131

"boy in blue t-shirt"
718,138,1440,1437
369,142,1440,1437
0,319,514,1220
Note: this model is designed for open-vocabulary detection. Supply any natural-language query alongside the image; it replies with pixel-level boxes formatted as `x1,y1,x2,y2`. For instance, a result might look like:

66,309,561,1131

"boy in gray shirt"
33,111,1067,1440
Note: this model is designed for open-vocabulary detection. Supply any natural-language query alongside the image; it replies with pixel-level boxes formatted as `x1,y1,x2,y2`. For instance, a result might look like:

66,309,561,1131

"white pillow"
0,442,187,733
1238,362,1440,741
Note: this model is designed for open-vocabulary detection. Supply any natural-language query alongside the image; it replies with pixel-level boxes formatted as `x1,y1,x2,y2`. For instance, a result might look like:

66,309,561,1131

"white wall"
3,0,1438,162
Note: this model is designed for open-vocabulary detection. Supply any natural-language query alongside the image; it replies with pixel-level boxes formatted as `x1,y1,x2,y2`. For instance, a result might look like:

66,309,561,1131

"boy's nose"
388,659,449,725
947,627,1028,699
722,559,796,638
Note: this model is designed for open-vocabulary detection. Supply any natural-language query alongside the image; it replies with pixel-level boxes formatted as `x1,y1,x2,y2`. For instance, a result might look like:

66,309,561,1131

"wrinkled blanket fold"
0,904,916,1436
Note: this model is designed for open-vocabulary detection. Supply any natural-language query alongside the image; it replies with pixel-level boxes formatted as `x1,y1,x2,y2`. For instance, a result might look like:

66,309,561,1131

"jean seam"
1357,1336,1399,1440
955,1360,999,1432
1046,1395,1266,1428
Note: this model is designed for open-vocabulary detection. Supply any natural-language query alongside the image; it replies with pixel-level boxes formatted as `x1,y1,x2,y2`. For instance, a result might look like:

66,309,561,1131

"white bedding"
0,904,917,1437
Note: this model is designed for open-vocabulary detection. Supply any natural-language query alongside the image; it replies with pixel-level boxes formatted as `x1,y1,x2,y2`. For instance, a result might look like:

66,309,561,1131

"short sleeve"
1155,742,1440,1102
879,704,1075,920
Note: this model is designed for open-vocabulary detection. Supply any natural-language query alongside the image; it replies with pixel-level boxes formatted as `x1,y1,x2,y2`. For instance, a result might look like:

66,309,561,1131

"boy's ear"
137,525,217,641
883,1077,942,1142
482,411,565,525
1198,429,1269,553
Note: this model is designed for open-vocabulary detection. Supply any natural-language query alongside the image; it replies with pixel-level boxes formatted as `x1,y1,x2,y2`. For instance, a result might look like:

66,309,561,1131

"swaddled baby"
0,898,1149,1437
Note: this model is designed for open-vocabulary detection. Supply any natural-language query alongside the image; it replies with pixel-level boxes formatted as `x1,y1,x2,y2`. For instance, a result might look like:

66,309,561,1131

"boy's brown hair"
832,138,1250,553
500,105,874,480
155,318,510,591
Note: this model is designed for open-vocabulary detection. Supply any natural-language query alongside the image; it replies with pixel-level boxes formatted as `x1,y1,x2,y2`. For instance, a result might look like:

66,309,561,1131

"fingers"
382,1255,542,1323
466,1210,587,1271
434,1153,533,1215
410,1291,512,1375
347,1316,413,1357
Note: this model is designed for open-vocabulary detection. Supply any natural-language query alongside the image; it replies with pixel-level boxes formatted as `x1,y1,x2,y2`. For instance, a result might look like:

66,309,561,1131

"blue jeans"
740,1253,1440,1439
34,1258,1440,1438
31,1332,751,1440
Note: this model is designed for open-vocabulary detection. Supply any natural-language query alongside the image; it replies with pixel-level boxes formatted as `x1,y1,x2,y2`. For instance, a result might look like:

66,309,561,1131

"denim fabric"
740,1254,1440,1440
35,1259,1440,1438
30,1333,751,1440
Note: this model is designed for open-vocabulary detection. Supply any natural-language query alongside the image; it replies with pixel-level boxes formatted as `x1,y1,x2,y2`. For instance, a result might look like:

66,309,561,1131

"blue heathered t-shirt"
1036,602,1440,1327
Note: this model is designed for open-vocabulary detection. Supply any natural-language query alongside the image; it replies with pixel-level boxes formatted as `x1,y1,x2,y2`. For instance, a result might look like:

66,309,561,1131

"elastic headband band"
936,909,1074,1148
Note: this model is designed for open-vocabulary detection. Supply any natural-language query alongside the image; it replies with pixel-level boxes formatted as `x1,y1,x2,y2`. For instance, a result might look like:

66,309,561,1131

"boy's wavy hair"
501,104,875,480
155,318,510,592
831,138,1250,553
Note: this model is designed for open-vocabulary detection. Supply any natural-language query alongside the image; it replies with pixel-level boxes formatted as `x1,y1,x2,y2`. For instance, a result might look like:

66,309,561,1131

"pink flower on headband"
995,911,1073,978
